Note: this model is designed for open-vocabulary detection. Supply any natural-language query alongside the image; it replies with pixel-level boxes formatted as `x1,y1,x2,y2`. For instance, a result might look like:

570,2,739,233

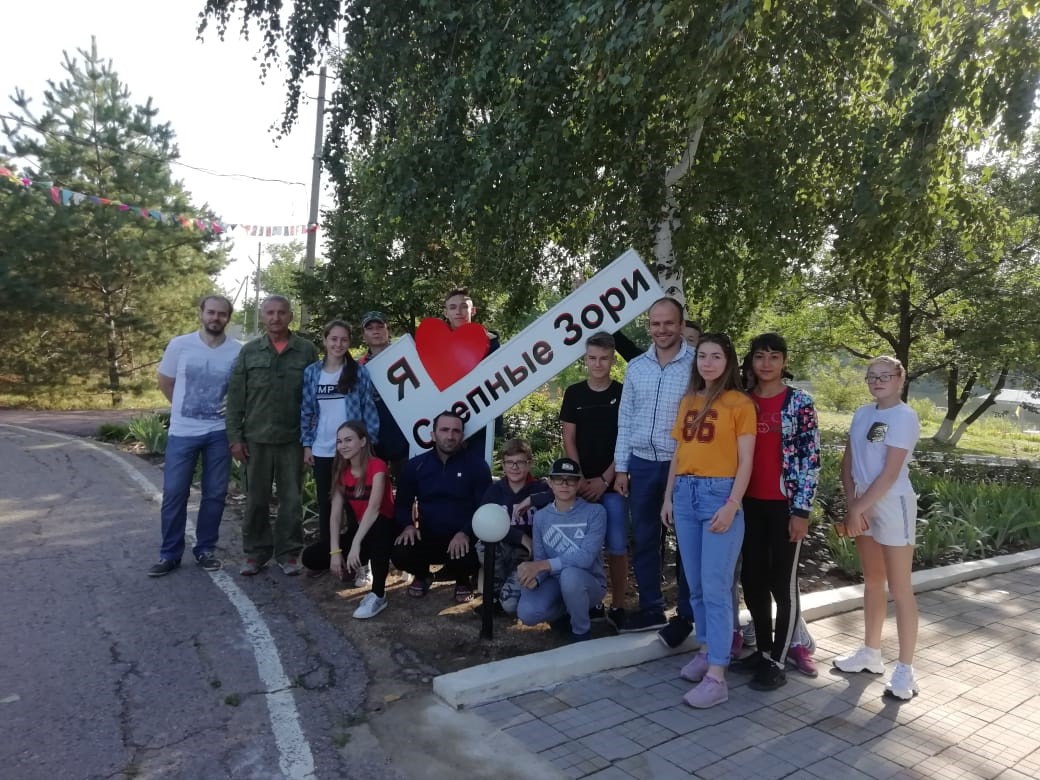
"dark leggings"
740,497,802,665
312,456,335,548
301,513,395,598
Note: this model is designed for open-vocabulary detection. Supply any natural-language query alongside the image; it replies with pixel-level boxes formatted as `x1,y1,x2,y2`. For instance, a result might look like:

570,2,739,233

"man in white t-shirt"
148,295,242,576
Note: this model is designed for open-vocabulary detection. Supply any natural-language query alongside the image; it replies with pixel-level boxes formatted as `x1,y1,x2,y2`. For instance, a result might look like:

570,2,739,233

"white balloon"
471,503,510,543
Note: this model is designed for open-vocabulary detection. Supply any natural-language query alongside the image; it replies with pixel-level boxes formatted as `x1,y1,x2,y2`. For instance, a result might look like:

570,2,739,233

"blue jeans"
628,456,692,614
673,475,745,667
159,431,231,561
517,567,606,636
600,491,629,556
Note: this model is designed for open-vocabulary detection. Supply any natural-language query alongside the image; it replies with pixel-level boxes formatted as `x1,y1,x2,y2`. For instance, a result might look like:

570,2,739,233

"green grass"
0,383,168,411
816,409,1040,461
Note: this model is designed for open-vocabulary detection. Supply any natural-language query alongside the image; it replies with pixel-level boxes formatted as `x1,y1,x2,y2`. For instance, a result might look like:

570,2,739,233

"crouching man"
517,458,606,642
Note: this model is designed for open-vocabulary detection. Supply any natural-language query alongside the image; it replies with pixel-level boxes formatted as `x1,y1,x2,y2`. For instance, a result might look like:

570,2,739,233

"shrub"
810,359,869,413
824,527,861,576
907,397,945,426
96,422,130,442
127,414,168,455
501,389,563,475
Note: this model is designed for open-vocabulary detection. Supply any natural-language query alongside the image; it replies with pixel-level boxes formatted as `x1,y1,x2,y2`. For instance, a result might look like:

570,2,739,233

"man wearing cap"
358,311,410,475
516,457,607,642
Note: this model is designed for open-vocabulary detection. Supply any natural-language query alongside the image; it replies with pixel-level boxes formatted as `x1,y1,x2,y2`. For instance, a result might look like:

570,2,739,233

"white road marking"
0,424,316,779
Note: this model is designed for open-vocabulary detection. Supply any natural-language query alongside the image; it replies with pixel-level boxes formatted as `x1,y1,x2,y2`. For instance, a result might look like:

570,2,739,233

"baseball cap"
361,311,387,327
548,457,582,478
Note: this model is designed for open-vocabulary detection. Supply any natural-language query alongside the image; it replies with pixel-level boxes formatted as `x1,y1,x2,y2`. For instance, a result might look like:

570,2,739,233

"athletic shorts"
856,485,917,546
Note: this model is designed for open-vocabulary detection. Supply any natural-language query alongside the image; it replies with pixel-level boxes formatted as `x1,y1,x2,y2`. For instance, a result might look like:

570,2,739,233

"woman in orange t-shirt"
661,333,756,709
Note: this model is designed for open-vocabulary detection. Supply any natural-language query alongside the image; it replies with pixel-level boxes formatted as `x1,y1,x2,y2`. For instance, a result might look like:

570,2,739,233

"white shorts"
856,485,917,547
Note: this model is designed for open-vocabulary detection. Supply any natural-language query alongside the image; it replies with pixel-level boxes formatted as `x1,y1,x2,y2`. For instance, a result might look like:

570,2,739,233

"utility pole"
254,240,262,335
301,65,327,329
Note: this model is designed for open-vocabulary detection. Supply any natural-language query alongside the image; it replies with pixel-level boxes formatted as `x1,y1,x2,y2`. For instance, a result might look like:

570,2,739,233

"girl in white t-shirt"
300,320,381,584
833,356,921,701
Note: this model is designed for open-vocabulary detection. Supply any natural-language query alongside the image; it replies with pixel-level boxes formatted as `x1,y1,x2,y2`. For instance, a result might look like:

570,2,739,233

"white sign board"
368,249,663,455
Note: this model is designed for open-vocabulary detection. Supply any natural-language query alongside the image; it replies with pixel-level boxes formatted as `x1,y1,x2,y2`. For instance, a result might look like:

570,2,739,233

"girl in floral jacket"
735,333,821,691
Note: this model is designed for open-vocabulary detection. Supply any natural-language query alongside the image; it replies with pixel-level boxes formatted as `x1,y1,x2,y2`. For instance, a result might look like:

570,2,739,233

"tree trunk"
652,119,704,310
932,366,976,444
946,365,1009,446
102,291,123,408
895,287,913,400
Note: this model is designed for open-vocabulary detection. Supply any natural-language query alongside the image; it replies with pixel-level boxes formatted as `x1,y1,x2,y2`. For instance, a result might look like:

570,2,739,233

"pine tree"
0,38,226,406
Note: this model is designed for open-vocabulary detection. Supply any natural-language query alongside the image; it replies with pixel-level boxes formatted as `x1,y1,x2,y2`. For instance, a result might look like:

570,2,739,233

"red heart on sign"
414,318,490,391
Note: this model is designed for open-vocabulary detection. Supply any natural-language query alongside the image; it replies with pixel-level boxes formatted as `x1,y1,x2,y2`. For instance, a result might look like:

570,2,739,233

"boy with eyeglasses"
516,458,607,642
478,439,553,614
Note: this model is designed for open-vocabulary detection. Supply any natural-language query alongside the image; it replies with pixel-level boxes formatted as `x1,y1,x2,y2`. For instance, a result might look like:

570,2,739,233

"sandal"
407,576,432,598
454,584,474,604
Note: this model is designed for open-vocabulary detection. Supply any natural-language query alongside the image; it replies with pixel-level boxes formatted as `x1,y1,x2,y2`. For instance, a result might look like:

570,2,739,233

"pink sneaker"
680,651,709,683
788,644,818,678
683,675,729,708
730,629,744,659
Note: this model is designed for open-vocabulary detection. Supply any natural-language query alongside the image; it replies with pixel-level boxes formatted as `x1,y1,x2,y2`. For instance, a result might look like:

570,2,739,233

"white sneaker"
833,646,885,674
741,621,757,649
352,592,387,620
885,662,919,700
354,563,373,588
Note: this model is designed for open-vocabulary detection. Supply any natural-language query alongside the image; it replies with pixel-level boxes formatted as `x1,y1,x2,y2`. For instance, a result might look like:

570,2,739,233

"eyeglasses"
864,373,896,384
503,459,531,469
550,476,580,486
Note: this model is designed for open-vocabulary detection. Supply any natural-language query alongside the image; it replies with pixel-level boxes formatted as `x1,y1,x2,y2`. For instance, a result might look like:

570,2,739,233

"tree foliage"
200,1,1039,339
756,145,1040,443
0,40,226,405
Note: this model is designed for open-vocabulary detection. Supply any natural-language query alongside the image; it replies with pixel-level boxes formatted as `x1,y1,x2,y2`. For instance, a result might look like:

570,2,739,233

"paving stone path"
471,566,1040,779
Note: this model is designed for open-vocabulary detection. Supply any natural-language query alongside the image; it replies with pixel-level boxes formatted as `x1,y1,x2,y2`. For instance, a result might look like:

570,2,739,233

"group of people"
149,290,922,710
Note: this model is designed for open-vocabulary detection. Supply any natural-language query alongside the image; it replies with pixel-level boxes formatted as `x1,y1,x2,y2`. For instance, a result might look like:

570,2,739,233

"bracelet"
329,548,343,556
725,497,740,507
601,476,610,486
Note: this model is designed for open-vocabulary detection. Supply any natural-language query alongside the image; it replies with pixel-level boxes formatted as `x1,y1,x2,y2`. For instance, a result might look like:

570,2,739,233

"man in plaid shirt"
613,297,695,634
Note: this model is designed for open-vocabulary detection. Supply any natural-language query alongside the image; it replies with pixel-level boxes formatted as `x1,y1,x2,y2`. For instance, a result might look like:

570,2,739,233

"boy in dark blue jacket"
479,439,552,613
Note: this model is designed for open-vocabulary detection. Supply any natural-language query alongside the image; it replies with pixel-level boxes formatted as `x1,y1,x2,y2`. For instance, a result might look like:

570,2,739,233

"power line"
0,112,308,187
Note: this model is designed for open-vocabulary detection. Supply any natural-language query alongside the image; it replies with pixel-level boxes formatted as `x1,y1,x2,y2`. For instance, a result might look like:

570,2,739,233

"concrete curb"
433,631,695,710
800,547,1040,621
433,548,1040,709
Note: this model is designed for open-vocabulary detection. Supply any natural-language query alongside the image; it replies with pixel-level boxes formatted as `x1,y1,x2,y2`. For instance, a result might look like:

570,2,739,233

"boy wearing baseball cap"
516,458,607,641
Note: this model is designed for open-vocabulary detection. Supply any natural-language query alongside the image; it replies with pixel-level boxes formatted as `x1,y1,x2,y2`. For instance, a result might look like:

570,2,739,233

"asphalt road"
0,423,395,779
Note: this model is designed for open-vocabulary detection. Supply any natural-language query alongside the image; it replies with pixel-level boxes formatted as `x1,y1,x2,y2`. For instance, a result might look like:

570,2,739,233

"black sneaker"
749,659,787,691
147,559,180,577
657,616,693,648
195,553,222,572
549,615,572,635
730,650,766,673
606,607,626,631
589,603,607,621
616,609,668,634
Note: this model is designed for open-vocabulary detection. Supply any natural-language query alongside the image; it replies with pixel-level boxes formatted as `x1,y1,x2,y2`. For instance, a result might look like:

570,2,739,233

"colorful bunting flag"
0,166,320,238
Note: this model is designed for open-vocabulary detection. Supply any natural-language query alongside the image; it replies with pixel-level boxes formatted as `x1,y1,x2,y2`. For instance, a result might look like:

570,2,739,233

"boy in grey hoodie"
517,458,607,641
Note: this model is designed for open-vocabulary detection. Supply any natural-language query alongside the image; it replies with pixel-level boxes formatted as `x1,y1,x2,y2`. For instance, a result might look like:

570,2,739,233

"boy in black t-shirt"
559,331,629,627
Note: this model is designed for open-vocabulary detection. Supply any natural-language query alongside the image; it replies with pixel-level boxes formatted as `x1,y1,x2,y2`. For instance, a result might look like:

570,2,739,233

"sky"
1,3,334,302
